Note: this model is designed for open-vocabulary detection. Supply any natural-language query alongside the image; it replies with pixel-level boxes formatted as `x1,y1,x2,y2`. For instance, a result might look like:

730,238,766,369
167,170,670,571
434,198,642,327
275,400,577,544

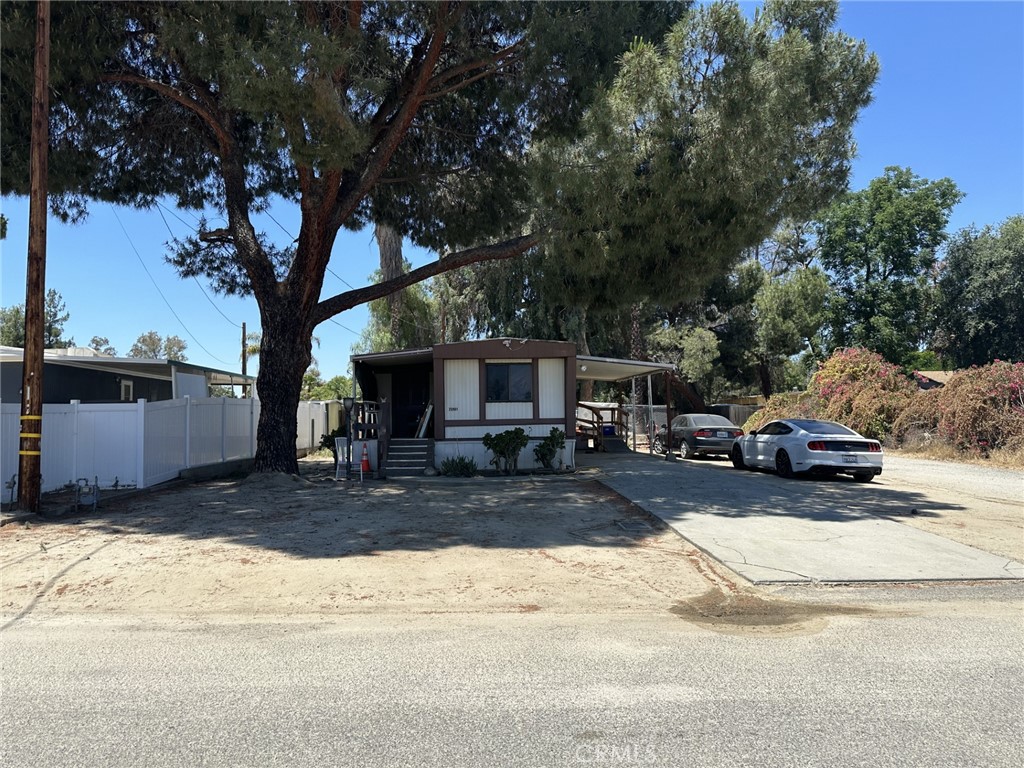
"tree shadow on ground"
16,459,665,559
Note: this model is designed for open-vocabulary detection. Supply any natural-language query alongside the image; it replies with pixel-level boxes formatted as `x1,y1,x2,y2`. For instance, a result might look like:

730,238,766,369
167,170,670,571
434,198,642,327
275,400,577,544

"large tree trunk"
574,308,594,403
376,222,404,345
253,303,313,474
757,358,773,400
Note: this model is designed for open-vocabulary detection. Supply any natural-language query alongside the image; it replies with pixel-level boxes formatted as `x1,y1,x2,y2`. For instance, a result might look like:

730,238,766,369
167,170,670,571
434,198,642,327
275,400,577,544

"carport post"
647,375,654,455
630,377,637,450
663,371,675,462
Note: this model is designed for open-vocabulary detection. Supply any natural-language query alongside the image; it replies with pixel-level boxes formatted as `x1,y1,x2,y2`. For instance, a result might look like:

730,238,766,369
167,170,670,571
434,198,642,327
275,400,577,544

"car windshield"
789,419,859,436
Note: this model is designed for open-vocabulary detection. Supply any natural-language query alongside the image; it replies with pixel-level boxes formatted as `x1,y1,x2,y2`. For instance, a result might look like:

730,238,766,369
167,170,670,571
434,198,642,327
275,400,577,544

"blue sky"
2,1,1022,381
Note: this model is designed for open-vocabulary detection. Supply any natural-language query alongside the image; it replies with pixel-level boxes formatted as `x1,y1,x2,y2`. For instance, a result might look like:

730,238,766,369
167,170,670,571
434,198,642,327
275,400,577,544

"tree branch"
99,72,232,150
312,233,540,324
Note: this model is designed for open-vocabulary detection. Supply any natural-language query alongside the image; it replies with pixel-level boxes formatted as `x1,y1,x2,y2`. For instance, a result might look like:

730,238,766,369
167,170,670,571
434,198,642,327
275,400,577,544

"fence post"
221,397,227,462
136,399,147,488
184,395,192,469
70,399,80,483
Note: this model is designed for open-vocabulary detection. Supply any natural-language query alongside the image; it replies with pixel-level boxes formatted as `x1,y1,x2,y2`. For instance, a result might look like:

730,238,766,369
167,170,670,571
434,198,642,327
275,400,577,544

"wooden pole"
18,0,51,513
241,321,247,397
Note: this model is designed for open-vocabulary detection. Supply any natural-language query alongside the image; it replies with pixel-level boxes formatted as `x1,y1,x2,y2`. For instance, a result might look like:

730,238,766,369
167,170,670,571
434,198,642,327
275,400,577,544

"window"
119,379,134,402
486,363,532,402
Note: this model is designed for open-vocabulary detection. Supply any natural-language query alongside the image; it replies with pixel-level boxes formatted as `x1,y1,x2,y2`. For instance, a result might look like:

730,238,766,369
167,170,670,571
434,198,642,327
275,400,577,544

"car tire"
730,445,746,470
678,440,691,459
652,435,666,455
775,449,795,479
853,471,874,483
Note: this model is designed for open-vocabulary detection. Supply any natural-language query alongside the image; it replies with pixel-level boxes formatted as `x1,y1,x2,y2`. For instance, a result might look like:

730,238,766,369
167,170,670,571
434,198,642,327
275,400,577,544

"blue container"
602,425,615,436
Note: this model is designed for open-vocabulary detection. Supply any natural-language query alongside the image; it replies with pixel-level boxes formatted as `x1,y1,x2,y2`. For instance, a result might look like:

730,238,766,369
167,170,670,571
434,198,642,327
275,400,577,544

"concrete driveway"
580,450,1024,583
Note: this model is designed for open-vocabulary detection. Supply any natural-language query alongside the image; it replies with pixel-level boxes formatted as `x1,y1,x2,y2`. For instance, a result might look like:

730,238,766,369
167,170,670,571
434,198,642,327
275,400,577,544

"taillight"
693,429,713,438
868,442,882,452
807,440,827,451
733,430,744,437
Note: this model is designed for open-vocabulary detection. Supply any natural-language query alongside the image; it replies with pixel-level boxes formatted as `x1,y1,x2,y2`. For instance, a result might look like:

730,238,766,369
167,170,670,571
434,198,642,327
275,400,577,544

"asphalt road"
2,587,1022,768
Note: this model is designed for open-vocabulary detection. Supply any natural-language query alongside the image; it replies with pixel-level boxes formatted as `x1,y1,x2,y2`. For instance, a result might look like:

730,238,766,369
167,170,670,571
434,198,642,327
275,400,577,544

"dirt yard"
1,460,718,623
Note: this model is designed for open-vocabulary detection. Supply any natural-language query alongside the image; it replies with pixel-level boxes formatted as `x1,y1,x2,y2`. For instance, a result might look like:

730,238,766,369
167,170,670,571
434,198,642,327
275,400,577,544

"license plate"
842,454,858,464
717,431,728,438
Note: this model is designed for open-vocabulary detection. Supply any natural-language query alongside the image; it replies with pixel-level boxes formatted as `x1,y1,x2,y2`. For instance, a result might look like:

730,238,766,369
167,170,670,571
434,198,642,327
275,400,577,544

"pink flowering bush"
935,361,1024,453
891,388,942,447
807,348,917,441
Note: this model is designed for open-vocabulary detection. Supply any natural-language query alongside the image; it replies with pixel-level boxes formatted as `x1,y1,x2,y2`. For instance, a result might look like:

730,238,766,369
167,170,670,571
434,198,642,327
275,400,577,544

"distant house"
913,370,954,390
0,346,253,404
351,338,672,473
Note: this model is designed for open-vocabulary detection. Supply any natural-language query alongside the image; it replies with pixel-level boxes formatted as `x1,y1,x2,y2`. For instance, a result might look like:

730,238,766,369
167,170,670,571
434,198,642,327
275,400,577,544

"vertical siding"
538,359,565,419
444,360,479,420
484,402,532,420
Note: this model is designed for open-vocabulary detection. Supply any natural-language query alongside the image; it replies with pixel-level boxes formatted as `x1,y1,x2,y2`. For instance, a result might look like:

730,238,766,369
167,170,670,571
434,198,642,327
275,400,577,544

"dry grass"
890,443,1024,469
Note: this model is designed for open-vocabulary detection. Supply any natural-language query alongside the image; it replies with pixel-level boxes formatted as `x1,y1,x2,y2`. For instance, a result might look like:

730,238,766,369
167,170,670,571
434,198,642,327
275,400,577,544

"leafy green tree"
88,336,118,356
0,305,25,347
816,167,963,365
458,0,877,370
753,265,830,395
1,0,683,473
354,263,439,354
0,289,74,348
128,331,188,361
306,375,355,402
934,216,1024,367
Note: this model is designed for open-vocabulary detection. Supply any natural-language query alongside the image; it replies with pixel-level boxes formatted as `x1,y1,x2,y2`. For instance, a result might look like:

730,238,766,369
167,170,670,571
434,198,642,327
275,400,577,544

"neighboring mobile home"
0,346,253,403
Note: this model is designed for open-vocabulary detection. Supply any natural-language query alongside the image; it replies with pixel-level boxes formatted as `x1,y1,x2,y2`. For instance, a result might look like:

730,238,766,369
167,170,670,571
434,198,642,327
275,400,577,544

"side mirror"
748,429,758,436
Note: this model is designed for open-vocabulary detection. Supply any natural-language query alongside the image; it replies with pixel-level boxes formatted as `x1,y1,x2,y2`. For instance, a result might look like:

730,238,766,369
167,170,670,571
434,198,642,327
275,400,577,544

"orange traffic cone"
360,442,371,474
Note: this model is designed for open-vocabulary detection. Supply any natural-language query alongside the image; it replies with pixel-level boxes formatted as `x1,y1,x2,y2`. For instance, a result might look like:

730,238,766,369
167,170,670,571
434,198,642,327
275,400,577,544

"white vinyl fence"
1,398,330,493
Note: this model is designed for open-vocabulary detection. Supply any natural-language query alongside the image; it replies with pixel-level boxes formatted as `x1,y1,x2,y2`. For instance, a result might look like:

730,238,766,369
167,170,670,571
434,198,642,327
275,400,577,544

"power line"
154,203,241,329
111,207,233,366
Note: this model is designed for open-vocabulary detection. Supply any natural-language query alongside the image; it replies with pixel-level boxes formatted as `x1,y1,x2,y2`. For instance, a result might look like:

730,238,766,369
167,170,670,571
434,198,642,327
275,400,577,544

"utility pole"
240,321,247,397
18,0,51,513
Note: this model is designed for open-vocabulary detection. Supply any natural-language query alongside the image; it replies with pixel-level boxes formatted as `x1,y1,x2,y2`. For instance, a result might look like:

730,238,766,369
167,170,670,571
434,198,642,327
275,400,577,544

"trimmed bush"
533,428,566,469
482,428,530,475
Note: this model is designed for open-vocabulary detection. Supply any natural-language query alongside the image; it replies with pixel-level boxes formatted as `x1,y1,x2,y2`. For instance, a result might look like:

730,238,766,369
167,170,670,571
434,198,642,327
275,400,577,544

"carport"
575,355,676,453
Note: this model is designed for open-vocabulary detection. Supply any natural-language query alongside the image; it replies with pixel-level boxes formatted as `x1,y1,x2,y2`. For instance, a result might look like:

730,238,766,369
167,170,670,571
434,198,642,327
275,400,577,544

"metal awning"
350,347,433,367
576,355,675,382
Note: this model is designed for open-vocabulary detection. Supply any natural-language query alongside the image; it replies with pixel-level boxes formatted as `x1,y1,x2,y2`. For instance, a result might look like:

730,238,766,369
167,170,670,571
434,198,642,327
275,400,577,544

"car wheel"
652,435,666,454
677,440,691,459
853,471,874,483
730,445,746,470
775,449,795,479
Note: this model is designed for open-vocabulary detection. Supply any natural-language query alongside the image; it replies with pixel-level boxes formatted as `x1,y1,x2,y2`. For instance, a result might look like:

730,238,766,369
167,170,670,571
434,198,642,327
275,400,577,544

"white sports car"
730,418,883,482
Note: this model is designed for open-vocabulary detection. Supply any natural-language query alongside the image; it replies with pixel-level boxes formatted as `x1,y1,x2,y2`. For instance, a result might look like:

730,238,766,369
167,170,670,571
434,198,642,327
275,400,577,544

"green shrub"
320,427,346,459
533,428,566,469
440,456,478,477
482,428,530,475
